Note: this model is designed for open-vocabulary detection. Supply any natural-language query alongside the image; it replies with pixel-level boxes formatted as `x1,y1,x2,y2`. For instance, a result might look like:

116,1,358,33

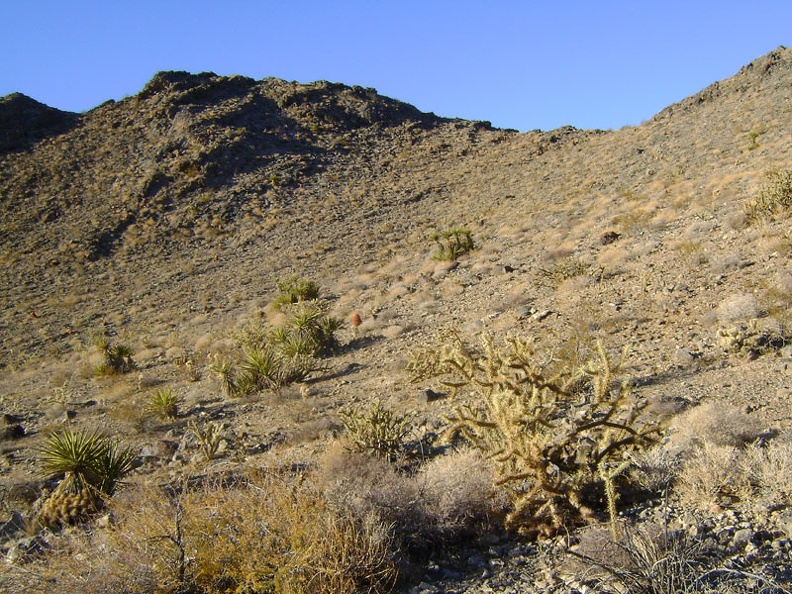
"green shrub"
272,275,321,309
745,168,792,220
408,333,662,539
212,277,341,397
92,337,135,375
273,303,342,357
339,400,412,459
209,356,240,397
432,228,475,261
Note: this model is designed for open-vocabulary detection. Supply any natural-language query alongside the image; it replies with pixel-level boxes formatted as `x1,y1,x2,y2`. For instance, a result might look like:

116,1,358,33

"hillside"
1,46,792,592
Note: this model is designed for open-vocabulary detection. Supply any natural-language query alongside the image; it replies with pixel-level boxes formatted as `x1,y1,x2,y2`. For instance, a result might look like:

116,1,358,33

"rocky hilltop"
1,47,792,593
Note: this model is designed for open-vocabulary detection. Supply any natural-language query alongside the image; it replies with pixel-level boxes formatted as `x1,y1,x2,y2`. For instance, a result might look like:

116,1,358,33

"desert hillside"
1,46,792,593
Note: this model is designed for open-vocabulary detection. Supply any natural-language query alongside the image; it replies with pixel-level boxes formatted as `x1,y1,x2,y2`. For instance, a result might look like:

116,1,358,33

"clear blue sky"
2,1,790,132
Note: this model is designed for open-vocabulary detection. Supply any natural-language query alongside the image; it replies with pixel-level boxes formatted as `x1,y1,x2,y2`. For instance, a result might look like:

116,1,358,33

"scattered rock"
531,310,553,322
5,534,50,564
419,388,445,404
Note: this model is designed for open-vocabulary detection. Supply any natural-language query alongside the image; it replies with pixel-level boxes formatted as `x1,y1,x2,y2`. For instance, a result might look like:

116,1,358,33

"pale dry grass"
415,448,506,535
675,442,748,513
34,471,398,594
716,293,764,323
318,443,504,547
738,437,792,510
675,434,792,516
669,401,764,451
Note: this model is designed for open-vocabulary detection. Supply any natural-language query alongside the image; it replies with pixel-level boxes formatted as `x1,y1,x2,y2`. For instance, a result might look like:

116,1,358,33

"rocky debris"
1,414,25,440
407,502,792,593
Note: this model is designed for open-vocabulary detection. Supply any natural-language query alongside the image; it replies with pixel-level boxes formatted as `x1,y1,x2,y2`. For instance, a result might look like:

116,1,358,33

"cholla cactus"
716,322,785,359
410,334,662,539
340,400,412,459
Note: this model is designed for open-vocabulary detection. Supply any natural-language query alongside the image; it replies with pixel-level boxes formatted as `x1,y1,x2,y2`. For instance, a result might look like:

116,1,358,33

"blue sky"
2,1,790,132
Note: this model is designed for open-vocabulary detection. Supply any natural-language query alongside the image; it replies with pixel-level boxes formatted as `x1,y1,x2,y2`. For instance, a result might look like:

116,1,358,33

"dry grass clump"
716,293,764,323
571,523,731,594
36,471,398,594
668,401,764,451
627,445,681,496
318,445,424,542
675,443,748,512
317,443,504,551
36,444,505,594
738,437,792,509
674,437,792,515
669,403,792,514
416,447,507,536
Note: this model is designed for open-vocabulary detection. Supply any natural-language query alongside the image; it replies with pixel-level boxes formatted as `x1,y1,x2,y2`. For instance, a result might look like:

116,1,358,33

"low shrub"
211,304,341,397
92,337,135,375
745,168,792,220
271,275,321,309
318,443,504,552
36,471,398,594
339,399,412,459
431,228,474,261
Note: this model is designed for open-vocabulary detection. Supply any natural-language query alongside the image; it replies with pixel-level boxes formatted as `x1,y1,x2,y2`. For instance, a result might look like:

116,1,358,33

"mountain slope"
1,45,792,593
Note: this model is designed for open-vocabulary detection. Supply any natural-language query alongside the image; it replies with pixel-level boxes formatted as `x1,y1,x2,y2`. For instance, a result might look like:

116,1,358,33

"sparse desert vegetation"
3,48,792,593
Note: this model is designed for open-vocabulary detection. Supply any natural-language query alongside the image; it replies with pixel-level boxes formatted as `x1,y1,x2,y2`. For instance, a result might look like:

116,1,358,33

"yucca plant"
37,427,136,529
210,356,240,398
145,387,182,419
93,337,136,375
278,333,318,358
283,304,342,357
238,346,282,393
